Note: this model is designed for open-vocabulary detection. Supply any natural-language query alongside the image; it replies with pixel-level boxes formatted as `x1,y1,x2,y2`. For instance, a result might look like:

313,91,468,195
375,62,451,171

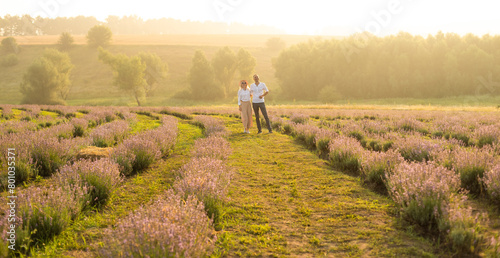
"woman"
238,80,252,133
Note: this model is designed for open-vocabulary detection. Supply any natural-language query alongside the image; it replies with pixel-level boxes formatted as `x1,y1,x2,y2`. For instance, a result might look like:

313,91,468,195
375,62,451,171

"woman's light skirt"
241,101,252,129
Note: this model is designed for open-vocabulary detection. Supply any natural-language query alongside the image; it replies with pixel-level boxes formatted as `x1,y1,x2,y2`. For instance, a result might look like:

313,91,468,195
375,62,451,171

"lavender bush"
328,135,364,174
90,120,129,147
441,195,484,254
386,162,461,232
56,159,122,210
141,116,178,156
193,115,228,137
192,136,232,160
482,164,500,205
100,190,215,257
449,147,495,195
112,137,161,176
0,120,38,135
17,183,88,249
314,128,338,157
292,123,321,149
474,124,500,148
174,157,232,224
360,149,404,192
70,118,89,137
393,136,441,162
289,113,309,124
0,105,13,119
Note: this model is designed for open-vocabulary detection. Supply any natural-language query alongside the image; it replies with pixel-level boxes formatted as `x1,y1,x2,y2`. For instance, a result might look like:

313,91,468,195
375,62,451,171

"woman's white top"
238,88,252,105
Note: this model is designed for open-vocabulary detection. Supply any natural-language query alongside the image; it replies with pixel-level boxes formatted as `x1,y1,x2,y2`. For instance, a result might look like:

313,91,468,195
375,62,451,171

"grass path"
216,116,443,257
31,119,203,257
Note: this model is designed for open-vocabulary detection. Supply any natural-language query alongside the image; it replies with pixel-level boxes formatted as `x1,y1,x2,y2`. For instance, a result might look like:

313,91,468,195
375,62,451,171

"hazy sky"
1,0,500,36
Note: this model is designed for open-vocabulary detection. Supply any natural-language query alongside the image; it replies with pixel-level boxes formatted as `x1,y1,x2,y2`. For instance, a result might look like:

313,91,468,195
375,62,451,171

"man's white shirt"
250,82,268,103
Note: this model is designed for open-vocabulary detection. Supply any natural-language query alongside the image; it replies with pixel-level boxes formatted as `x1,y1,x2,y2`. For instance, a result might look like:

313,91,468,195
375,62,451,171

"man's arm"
259,84,270,99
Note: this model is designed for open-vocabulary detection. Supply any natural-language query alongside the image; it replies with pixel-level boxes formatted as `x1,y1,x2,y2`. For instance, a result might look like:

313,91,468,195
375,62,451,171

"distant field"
0,34,339,47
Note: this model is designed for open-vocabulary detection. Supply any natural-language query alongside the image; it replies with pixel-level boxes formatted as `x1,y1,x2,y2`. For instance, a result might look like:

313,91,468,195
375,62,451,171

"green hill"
0,43,281,106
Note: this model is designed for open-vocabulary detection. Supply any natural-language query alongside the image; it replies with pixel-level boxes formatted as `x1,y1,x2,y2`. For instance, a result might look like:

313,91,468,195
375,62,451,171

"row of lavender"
100,115,232,257
0,104,139,136
268,114,499,254
0,115,178,256
0,109,139,188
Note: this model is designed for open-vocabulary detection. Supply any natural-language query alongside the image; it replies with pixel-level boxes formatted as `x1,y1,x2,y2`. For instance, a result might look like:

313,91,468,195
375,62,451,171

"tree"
188,50,222,100
20,49,73,105
266,37,286,51
42,48,74,100
137,52,168,97
87,25,112,48
236,48,256,81
212,46,237,98
1,37,19,54
58,32,74,50
98,48,147,106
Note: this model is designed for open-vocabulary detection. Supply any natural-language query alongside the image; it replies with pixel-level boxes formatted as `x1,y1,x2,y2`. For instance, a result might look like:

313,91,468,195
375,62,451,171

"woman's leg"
243,102,252,130
241,102,249,131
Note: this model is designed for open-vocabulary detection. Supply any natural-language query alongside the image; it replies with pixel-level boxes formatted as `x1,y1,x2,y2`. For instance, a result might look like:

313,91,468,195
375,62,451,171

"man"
250,74,272,134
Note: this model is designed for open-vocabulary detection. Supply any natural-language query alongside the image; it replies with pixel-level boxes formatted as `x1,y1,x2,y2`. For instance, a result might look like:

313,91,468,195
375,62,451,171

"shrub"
386,162,461,232
192,136,232,160
100,190,214,257
450,147,494,196
393,136,440,162
482,164,500,205
141,116,178,156
1,53,19,67
70,118,89,137
174,157,232,224
194,115,228,137
289,113,309,124
112,137,161,176
475,125,500,148
90,120,129,147
56,159,122,210
18,183,87,249
292,123,320,149
1,37,18,53
360,150,404,193
328,135,364,174
31,136,68,177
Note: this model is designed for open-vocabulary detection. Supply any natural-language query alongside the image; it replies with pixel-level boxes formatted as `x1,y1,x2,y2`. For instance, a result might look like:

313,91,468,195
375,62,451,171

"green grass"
129,114,161,134
213,116,441,257
30,119,203,257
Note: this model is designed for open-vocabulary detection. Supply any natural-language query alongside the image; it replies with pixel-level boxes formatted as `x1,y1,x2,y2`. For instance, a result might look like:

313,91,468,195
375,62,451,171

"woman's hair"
240,80,248,88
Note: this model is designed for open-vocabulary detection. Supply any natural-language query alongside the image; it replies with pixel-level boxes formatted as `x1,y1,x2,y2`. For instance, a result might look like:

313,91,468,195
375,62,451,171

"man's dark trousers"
252,102,272,132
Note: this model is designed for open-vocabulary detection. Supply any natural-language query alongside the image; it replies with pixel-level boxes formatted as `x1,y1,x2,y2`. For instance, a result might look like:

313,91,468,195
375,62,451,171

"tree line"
0,14,281,36
273,32,500,101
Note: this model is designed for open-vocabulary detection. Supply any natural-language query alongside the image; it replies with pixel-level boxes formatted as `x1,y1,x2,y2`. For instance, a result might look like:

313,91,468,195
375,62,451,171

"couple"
237,74,272,134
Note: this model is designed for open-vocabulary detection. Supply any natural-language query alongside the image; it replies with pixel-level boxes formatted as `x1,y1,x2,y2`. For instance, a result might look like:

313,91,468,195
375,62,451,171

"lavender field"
0,104,499,257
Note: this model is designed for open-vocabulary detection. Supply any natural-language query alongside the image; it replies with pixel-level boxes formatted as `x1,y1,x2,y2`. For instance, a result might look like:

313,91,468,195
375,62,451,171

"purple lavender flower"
194,116,228,137
99,190,215,257
173,157,233,202
90,120,129,147
386,161,462,232
192,136,232,160
328,135,365,173
56,158,123,209
482,163,500,204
